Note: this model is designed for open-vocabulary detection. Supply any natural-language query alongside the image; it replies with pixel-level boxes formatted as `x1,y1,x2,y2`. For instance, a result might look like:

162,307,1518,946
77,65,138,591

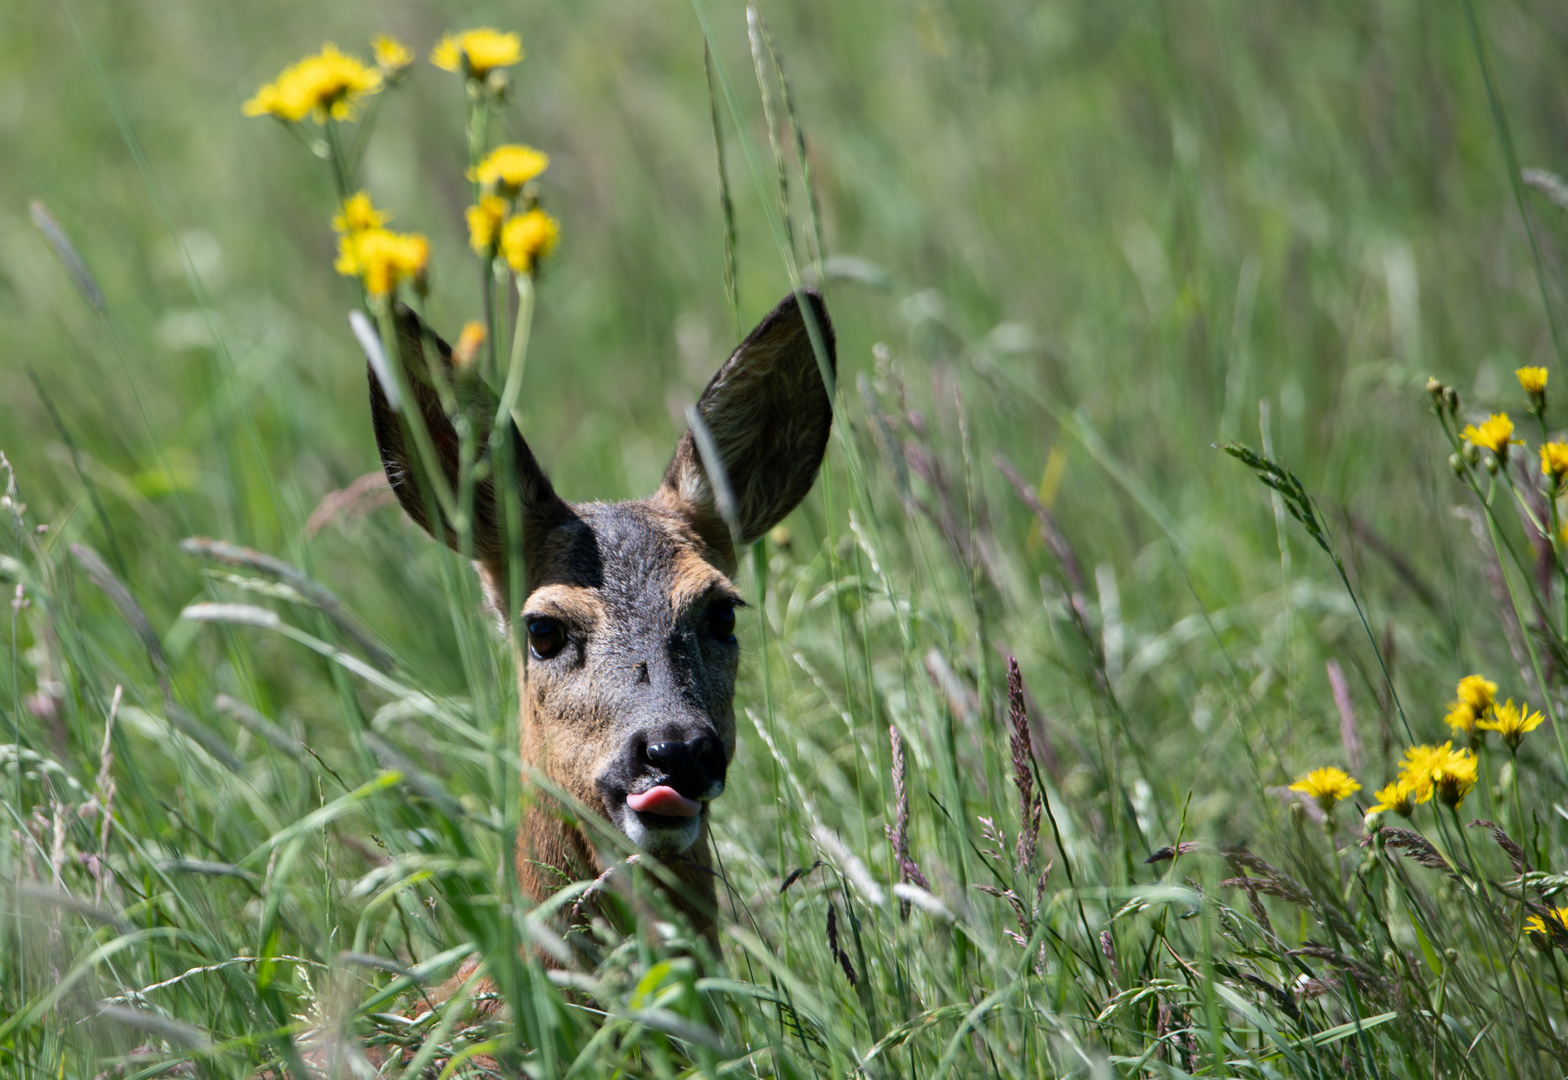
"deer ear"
368,304,567,590
659,289,836,560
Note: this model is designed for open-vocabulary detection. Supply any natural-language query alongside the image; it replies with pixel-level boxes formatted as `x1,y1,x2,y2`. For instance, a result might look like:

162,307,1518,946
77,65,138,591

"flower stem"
495,273,535,436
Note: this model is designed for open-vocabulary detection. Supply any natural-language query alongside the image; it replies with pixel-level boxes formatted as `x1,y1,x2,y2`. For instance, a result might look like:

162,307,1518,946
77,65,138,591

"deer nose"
645,733,720,774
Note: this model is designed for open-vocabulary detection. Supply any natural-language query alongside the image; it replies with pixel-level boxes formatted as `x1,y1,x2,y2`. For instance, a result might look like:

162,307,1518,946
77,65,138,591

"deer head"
367,290,835,934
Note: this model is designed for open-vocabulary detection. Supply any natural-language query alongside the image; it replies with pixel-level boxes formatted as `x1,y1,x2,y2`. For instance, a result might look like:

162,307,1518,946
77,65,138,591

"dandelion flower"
373,35,414,74
466,195,507,254
332,192,389,234
1526,906,1568,944
1443,702,1479,739
1459,413,1523,460
1369,779,1419,817
1542,443,1568,484
1428,744,1478,809
1288,766,1361,813
1395,743,1450,804
1518,366,1548,399
1455,674,1497,711
471,145,550,193
243,44,383,123
431,29,522,79
500,209,560,274
1477,698,1544,751
335,227,429,297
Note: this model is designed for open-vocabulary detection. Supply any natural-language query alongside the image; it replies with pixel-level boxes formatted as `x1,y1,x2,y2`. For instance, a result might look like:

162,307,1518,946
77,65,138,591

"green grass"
6,1,1568,1076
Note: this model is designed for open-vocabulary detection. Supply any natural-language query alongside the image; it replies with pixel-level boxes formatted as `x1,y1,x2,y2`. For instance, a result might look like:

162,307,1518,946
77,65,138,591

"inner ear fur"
367,304,566,596
658,289,836,560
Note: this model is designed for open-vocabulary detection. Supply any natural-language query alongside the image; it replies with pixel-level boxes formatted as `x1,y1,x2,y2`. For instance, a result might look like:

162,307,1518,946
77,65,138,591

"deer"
367,289,835,945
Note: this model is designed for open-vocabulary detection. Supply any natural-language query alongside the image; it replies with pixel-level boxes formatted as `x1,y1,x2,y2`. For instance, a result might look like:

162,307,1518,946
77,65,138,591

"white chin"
618,807,702,855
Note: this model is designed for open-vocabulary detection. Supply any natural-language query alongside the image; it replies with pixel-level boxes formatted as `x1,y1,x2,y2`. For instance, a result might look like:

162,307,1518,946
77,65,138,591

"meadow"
5,0,1568,1076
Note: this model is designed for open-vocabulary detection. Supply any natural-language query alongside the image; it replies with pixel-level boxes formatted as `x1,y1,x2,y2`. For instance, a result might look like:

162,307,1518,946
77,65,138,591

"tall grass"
6,1,1568,1076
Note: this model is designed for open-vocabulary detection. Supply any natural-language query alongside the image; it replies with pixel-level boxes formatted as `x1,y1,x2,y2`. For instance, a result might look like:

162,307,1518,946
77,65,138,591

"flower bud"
1448,453,1465,476
1485,455,1499,475
1446,388,1460,413
1363,809,1384,834
1443,948,1458,964
452,321,486,373
1464,443,1480,466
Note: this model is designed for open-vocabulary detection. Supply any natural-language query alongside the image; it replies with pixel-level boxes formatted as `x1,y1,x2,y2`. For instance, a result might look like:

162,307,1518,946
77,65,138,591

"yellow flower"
1517,366,1548,396
471,145,550,193
1526,906,1568,943
373,35,414,74
1455,674,1497,711
1477,698,1544,751
332,191,388,234
1428,744,1478,808
243,44,383,123
1288,766,1361,813
500,209,560,274
431,29,523,78
1459,413,1523,458
452,321,487,370
1443,702,1479,739
1368,779,1419,817
466,195,508,254
1395,743,1449,804
335,227,429,297
1542,443,1568,483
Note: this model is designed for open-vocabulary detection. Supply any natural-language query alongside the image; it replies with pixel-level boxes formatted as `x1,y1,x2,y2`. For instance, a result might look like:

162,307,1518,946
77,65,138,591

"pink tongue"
626,785,701,817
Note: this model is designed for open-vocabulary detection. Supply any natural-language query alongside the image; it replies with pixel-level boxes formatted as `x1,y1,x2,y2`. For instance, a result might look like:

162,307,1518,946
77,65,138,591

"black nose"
645,733,718,772
642,732,724,795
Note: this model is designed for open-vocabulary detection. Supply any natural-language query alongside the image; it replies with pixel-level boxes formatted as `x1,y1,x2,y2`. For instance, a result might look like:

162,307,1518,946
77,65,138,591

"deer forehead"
524,501,734,628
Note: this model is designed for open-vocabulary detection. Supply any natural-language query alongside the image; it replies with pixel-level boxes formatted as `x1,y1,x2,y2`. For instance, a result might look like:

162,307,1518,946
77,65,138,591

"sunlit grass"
6,1,1568,1077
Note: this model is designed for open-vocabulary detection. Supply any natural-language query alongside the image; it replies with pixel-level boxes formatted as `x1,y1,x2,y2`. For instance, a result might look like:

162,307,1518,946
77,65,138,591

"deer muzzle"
599,727,727,855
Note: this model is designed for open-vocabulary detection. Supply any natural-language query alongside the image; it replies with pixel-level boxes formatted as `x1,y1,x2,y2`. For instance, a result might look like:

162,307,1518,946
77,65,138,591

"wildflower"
431,29,522,79
1477,698,1544,751
1542,443,1568,485
1519,366,1549,413
1455,674,1497,711
1368,779,1419,817
243,44,383,123
1288,766,1361,813
1459,413,1522,461
500,209,560,274
1395,743,1449,804
1517,366,1548,396
332,192,388,235
466,195,507,254
372,35,414,74
335,227,429,297
471,145,550,193
1429,744,1478,809
1526,906,1568,944
452,321,486,370
1444,702,1480,740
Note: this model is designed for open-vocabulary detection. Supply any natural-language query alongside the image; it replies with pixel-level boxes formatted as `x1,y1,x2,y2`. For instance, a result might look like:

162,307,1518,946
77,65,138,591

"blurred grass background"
6,0,1568,1076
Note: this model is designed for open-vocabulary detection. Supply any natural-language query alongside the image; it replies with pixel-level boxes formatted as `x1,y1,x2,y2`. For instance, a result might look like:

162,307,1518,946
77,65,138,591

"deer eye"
526,616,567,659
706,601,737,643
